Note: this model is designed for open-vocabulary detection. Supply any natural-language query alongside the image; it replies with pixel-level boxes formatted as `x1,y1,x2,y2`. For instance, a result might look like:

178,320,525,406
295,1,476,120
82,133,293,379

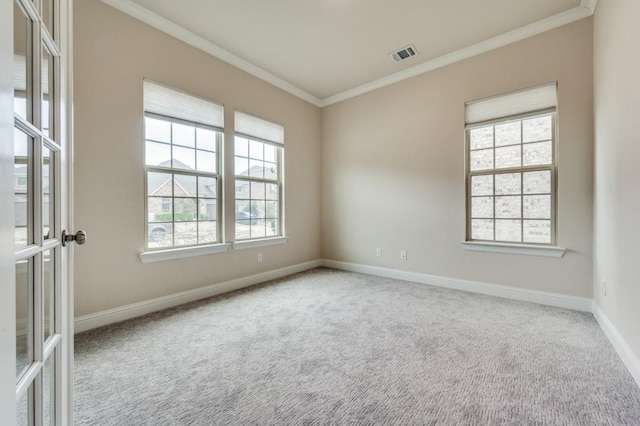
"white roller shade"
235,110,284,145
465,82,557,125
143,79,223,129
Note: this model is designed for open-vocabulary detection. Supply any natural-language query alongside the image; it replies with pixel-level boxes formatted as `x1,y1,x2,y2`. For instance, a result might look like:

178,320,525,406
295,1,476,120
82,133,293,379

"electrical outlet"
257,253,263,263
376,248,382,257
400,250,407,260
603,279,607,296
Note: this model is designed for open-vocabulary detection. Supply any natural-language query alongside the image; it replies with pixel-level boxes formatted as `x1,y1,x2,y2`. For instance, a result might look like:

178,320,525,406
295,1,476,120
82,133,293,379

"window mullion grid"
492,124,496,242
520,121,524,243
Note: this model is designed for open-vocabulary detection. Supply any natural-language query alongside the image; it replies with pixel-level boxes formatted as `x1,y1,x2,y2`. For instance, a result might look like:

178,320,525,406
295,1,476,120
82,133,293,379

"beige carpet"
74,268,640,425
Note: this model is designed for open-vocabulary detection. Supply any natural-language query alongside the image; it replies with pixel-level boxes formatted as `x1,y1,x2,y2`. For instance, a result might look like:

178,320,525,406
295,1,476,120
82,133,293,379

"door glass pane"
16,385,31,426
44,249,55,341
16,258,31,380
42,44,55,138
43,354,55,426
15,128,31,249
14,1,31,121
43,147,53,240
42,0,54,39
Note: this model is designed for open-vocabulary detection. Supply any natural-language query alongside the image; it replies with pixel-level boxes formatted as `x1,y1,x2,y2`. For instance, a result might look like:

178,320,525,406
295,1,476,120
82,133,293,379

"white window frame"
233,111,285,248
140,81,230,262
462,83,566,258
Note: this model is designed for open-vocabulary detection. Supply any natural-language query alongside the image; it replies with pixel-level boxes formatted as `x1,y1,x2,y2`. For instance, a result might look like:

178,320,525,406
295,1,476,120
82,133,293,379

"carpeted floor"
74,268,640,425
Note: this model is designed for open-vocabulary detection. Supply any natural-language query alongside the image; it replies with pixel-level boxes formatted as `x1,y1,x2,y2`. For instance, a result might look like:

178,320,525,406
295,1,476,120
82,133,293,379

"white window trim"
233,236,288,251
139,243,231,264
461,241,565,258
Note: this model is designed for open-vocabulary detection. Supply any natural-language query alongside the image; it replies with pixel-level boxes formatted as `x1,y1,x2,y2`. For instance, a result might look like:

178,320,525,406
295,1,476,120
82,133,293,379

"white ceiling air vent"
390,45,418,63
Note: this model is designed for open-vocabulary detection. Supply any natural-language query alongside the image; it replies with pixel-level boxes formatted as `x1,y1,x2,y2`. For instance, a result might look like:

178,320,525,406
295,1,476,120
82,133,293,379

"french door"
2,0,73,425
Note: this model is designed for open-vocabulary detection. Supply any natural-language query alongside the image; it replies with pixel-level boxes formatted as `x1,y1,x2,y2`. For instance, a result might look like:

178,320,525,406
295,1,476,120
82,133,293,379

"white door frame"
1,0,18,421
1,0,74,424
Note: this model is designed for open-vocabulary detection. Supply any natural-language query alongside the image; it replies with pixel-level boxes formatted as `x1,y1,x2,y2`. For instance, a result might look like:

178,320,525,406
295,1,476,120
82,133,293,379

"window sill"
233,236,288,251
139,243,231,264
461,241,566,258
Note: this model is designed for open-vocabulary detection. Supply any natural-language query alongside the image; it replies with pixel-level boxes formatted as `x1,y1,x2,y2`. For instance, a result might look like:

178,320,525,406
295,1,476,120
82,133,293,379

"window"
143,80,224,250
465,83,557,245
234,111,284,241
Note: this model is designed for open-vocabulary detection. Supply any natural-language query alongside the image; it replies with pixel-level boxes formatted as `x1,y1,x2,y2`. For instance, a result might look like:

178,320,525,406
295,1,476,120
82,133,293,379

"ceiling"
101,0,596,106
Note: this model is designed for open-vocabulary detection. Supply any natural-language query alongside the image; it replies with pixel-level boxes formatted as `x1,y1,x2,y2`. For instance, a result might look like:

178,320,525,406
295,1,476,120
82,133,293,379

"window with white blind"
234,111,284,241
465,83,558,246
143,80,223,250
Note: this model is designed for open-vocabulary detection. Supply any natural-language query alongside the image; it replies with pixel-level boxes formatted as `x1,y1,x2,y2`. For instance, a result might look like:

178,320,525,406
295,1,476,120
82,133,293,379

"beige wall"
593,0,640,360
321,19,594,297
74,0,321,317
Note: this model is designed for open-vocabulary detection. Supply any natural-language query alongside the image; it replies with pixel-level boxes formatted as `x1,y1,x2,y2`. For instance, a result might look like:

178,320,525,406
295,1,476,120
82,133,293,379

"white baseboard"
74,260,323,333
592,303,640,388
321,259,593,312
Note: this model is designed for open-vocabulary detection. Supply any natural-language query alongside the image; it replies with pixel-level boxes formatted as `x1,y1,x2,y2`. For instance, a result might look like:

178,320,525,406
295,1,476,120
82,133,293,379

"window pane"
17,383,30,426
173,146,195,170
148,197,172,222
15,128,30,248
495,173,521,195
43,249,54,341
42,44,55,138
174,222,197,246
471,197,493,218
495,219,521,242
523,116,552,143
264,162,278,180
265,201,279,219
198,177,216,198
147,171,172,196
172,122,195,148
196,128,217,151
14,3,30,121
265,183,279,200
148,223,172,248
470,126,493,150
523,170,551,194
235,137,249,157
523,195,551,219
196,150,216,173
495,121,520,147
495,196,521,219
249,159,264,178
251,223,266,239
174,174,196,197
251,200,266,218
44,353,55,426
470,175,492,196
198,221,217,244
469,149,493,171
249,140,264,160
523,220,551,244
43,147,53,239
145,117,171,143
251,181,265,200
16,258,30,381
495,145,521,169
199,199,216,221
174,198,197,221
266,218,279,237
145,141,171,166
235,180,250,199
264,144,277,162
235,157,249,176
523,141,552,166
471,219,493,240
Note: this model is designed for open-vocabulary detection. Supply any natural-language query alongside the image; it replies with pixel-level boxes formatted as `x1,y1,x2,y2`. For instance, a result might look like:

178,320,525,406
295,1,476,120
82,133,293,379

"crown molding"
581,0,599,14
320,3,595,107
99,0,322,107
100,0,596,109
